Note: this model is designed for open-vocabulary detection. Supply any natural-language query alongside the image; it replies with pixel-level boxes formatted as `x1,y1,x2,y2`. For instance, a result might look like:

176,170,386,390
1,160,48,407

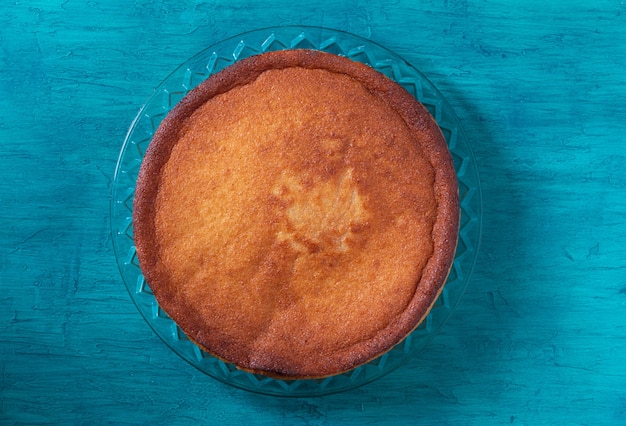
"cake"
132,49,459,379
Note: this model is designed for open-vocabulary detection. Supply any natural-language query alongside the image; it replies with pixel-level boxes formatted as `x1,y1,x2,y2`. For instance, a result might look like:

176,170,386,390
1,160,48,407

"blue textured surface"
1,1,625,424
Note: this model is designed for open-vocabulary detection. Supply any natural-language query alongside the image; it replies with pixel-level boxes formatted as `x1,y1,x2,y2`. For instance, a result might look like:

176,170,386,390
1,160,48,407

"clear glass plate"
111,26,482,397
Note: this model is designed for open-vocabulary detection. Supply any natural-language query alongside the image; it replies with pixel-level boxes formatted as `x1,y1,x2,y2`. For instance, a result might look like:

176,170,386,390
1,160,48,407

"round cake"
133,49,459,379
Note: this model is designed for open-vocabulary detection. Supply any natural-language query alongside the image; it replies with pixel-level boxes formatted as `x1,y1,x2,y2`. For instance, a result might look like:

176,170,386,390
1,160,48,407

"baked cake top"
133,49,459,378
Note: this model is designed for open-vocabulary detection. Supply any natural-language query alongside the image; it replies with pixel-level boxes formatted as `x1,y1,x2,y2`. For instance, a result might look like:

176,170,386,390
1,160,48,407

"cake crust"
133,49,459,379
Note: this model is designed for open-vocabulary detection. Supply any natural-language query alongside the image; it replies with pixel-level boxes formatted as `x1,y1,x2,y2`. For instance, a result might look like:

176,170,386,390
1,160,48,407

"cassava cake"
133,49,459,379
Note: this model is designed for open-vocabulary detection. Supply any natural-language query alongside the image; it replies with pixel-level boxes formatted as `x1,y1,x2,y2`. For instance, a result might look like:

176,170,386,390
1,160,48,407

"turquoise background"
1,1,625,424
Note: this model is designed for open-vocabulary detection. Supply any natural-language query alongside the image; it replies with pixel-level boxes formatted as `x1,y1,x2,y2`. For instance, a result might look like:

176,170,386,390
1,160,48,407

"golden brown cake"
133,49,459,379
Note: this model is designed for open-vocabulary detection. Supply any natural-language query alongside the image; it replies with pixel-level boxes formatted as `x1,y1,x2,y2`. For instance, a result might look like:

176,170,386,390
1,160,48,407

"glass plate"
111,26,482,397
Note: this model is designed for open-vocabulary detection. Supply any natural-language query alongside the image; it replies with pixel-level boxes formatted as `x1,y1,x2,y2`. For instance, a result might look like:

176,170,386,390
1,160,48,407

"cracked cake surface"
133,49,459,378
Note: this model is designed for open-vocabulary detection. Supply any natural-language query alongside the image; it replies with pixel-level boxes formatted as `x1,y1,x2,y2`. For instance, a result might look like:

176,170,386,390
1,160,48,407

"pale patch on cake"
272,168,369,255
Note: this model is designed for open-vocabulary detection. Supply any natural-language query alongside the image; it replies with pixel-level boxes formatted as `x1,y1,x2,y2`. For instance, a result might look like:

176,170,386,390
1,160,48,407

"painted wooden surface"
1,0,625,424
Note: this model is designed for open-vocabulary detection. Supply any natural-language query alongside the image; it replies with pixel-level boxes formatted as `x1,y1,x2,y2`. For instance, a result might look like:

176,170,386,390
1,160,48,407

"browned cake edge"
133,49,460,379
